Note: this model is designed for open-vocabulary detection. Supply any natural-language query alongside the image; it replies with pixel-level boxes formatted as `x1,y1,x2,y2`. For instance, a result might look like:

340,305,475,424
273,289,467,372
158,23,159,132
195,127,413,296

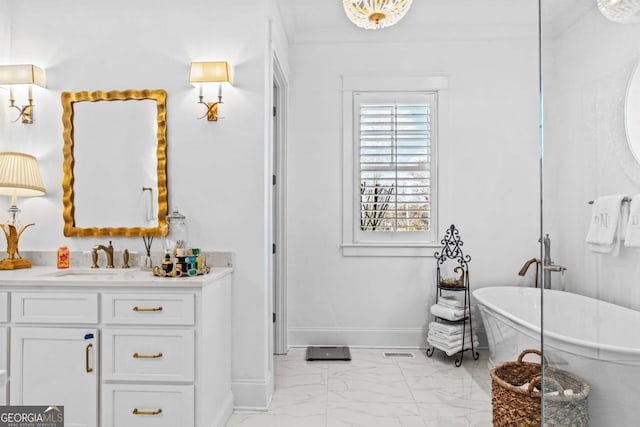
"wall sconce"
189,61,232,121
0,152,46,269
0,65,46,124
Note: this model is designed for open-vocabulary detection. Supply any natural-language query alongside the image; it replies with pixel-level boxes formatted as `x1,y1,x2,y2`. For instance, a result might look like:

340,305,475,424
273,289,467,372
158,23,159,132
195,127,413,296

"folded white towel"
428,329,473,343
430,304,465,321
428,336,479,357
625,195,640,248
438,295,465,309
586,195,628,255
429,321,465,336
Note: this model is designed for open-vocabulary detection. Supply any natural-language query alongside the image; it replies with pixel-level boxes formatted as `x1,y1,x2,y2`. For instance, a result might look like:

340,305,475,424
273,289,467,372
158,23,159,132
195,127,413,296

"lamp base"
0,257,32,270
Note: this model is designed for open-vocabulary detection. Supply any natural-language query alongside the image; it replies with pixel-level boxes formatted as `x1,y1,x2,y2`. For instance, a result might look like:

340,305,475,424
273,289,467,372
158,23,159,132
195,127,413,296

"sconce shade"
0,65,46,87
0,152,46,197
189,62,233,85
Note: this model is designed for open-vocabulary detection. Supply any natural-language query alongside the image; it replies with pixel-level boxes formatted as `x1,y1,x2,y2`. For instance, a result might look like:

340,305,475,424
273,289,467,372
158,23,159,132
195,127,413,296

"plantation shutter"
356,92,435,232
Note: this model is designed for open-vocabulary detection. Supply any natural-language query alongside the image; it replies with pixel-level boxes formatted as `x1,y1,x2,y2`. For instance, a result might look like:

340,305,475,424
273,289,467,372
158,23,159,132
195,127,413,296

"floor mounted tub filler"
473,286,640,427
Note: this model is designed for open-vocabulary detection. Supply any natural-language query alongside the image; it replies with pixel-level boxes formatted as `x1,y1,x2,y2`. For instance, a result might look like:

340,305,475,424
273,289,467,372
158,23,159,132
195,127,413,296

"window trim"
341,75,449,257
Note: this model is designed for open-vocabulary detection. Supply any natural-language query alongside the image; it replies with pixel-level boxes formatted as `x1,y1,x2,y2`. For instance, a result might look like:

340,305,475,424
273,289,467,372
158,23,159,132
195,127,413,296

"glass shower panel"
540,1,640,425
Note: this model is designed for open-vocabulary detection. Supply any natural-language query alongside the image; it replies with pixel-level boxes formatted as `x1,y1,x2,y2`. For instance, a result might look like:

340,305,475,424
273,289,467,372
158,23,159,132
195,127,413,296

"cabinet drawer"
102,293,194,325
102,384,194,427
102,329,194,382
0,292,7,323
11,292,98,324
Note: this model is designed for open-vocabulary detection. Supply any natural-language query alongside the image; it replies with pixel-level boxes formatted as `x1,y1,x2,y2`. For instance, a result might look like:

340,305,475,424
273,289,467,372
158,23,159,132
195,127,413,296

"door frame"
272,54,288,355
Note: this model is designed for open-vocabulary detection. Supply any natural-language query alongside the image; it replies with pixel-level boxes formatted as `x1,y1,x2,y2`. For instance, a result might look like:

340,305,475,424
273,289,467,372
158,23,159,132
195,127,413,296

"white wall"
2,0,274,408
0,0,10,124
287,34,541,347
544,7,640,309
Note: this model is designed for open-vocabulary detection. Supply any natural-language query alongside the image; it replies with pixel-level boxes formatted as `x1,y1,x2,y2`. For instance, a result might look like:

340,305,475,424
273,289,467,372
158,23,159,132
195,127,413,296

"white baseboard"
232,374,274,410
211,392,234,427
288,327,428,348
288,326,488,349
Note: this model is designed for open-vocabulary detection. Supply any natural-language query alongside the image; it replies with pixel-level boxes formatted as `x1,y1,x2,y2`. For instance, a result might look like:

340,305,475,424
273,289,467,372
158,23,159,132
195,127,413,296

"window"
342,76,447,256
357,92,434,233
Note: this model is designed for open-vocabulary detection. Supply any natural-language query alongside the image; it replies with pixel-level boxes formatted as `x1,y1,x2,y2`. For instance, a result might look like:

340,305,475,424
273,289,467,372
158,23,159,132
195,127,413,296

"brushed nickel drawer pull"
133,352,163,359
133,408,162,415
85,343,93,373
133,306,163,312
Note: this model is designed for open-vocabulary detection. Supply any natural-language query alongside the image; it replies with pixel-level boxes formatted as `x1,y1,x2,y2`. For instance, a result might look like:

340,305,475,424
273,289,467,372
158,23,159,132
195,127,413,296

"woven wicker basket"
490,349,590,427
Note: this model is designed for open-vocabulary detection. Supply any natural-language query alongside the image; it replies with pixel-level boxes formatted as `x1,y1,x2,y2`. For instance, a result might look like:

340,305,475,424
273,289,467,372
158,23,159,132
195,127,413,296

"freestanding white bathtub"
474,286,640,427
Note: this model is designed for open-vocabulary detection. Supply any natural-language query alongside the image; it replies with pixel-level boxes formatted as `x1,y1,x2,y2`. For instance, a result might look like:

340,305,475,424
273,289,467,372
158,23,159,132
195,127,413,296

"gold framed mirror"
61,89,168,237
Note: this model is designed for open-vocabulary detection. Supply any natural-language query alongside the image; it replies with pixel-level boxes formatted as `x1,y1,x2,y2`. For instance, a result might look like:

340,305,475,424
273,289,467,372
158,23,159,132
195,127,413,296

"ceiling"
275,0,596,43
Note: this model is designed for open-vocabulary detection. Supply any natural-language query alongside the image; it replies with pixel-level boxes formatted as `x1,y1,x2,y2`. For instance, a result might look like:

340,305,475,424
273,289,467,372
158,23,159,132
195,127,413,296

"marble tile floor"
226,347,493,427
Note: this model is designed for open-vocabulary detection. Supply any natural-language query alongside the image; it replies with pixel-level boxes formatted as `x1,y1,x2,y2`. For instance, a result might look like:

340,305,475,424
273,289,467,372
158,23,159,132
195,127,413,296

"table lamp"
0,152,45,269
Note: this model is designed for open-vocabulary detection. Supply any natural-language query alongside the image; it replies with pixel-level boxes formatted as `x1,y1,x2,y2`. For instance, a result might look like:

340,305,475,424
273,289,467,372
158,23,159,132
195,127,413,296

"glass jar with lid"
164,209,188,257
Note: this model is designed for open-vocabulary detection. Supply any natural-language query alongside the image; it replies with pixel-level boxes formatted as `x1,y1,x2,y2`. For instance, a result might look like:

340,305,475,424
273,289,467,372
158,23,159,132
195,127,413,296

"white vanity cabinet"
0,268,233,427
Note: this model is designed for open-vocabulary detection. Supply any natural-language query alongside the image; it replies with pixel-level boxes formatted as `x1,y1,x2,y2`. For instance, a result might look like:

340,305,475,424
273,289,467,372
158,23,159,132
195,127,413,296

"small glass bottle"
162,253,173,274
57,245,70,269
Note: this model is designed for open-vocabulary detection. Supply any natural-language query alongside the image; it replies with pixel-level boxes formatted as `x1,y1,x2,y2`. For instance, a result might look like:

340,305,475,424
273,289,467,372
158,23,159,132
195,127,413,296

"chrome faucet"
91,240,114,268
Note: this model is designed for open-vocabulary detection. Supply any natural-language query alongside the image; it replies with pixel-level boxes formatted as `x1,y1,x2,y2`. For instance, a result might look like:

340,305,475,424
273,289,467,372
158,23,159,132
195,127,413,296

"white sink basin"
39,269,134,279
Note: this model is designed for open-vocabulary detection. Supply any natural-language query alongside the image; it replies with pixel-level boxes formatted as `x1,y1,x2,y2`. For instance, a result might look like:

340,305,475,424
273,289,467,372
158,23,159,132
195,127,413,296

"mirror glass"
626,61,640,165
62,89,168,237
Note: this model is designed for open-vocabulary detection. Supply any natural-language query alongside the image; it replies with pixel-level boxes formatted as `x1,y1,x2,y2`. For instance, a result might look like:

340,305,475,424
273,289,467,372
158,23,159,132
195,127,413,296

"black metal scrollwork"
434,224,471,268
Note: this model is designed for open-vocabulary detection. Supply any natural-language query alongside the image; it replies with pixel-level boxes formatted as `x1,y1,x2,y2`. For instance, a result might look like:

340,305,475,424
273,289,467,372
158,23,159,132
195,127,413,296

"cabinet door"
0,327,6,405
10,327,98,427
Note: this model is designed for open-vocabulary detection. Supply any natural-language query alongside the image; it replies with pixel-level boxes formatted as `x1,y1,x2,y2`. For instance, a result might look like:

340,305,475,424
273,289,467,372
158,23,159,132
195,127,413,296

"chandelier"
343,0,413,30
597,0,640,23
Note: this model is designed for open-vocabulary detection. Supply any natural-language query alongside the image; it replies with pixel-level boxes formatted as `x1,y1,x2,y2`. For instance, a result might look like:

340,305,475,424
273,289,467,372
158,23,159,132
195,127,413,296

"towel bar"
588,197,631,205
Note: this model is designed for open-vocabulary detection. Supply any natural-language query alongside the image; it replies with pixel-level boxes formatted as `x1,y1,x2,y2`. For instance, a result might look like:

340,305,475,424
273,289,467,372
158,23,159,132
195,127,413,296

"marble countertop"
0,266,232,288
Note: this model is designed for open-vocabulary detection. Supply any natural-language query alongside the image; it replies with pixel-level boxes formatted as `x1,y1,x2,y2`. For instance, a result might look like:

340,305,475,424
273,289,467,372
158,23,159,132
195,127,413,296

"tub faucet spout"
518,258,541,287
518,258,540,277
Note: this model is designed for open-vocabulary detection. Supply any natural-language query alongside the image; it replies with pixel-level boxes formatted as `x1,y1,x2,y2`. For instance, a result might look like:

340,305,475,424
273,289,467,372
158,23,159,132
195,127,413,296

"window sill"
341,243,440,257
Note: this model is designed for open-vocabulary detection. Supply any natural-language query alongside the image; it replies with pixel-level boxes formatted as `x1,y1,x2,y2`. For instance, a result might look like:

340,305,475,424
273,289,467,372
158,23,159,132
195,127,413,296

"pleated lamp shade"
0,152,46,199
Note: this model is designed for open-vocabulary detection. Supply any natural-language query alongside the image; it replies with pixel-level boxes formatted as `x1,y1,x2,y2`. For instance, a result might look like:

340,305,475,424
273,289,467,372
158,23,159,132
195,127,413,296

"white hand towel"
586,195,628,255
624,195,640,248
